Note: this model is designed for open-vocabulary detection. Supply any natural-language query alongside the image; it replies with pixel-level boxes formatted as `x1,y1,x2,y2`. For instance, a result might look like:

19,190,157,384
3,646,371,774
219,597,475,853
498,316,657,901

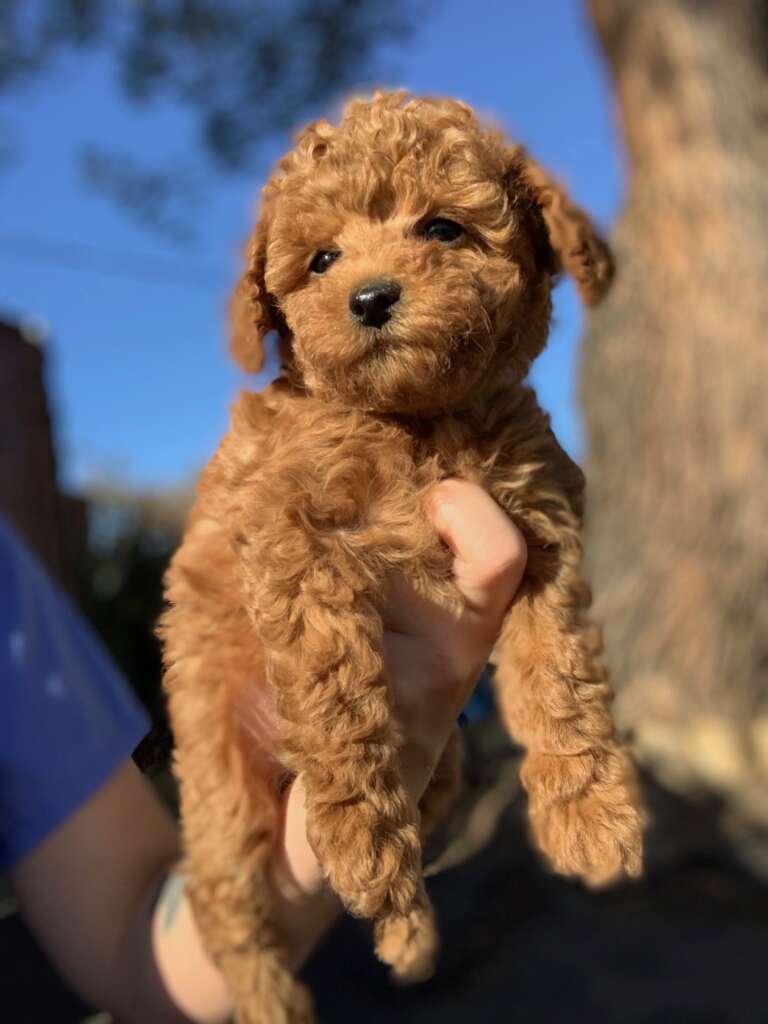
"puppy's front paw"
525,749,643,885
232,970,314,1024
374,901,439,984
308,804,423,919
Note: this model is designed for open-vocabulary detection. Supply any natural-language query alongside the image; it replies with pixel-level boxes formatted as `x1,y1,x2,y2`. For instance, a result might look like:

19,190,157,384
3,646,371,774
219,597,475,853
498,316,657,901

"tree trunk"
582,0,768,827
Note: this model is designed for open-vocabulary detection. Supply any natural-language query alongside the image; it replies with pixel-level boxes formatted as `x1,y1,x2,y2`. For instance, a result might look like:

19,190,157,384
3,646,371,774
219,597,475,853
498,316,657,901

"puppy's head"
231,92,612,415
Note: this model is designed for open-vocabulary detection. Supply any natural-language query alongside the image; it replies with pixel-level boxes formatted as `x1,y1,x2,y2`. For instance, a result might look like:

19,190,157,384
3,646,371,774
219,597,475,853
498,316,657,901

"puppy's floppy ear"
511,151,614,305
229,209,276,373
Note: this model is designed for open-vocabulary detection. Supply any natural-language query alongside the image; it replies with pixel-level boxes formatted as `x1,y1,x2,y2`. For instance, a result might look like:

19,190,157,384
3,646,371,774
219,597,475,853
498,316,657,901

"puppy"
161,91,643,1024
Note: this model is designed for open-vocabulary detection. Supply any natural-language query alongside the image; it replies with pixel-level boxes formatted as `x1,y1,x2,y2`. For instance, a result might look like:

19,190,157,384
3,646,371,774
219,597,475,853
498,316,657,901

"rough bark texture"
582,0,768,828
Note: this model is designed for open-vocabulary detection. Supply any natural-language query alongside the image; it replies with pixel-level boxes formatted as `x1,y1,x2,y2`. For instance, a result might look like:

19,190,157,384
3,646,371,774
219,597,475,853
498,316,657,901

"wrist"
272,776,327,899
151,869,232,1024
270,777,341,970
399,742,441,804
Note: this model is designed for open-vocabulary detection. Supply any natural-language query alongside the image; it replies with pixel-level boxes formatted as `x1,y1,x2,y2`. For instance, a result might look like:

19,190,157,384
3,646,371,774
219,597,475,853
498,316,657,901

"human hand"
382,479,527,801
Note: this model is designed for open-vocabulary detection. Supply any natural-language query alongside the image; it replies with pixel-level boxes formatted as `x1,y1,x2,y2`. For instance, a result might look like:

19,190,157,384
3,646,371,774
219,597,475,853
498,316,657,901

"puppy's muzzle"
349,280,401,329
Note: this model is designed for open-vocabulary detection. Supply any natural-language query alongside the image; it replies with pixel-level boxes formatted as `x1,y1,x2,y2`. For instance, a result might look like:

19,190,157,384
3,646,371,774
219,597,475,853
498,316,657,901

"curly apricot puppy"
161,92,643,1024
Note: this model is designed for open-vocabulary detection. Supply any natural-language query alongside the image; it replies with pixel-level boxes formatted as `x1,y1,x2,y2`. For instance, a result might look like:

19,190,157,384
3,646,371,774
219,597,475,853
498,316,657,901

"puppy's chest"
230,391,564,607
257,405,499,509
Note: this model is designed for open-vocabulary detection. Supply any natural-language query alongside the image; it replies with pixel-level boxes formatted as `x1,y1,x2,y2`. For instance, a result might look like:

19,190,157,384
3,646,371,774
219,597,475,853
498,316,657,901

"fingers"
427,480,527,629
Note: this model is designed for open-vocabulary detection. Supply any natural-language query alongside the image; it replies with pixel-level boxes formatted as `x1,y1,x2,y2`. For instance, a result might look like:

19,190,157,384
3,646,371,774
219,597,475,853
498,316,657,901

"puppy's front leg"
493,545,643,885
247,527,439,984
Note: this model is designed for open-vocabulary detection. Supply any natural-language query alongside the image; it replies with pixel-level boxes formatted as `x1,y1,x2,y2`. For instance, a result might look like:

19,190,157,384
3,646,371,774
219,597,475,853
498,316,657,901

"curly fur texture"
161,92,642,1024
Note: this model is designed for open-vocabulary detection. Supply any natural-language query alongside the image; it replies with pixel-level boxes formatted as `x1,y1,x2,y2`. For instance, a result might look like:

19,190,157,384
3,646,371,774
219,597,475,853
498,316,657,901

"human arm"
9,759,187,1022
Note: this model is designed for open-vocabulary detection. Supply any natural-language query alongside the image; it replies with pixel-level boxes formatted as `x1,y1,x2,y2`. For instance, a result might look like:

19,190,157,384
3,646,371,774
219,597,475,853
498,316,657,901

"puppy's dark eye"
310,250,341,274
422,218,464,243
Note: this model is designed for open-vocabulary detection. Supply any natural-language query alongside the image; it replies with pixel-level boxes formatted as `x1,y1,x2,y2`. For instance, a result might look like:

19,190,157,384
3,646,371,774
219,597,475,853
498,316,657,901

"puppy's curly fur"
161,92,643,1024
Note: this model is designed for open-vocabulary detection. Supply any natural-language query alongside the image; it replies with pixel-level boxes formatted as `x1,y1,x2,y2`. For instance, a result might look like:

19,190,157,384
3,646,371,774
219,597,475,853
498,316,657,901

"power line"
0,232,228,290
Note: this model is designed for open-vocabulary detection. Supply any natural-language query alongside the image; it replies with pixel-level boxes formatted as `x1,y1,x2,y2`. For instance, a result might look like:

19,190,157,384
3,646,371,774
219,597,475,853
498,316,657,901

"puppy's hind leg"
165,628,313,1024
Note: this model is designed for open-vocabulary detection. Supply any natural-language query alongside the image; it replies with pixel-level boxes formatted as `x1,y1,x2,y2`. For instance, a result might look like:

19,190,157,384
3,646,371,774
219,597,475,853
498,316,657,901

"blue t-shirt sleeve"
0,517,150,870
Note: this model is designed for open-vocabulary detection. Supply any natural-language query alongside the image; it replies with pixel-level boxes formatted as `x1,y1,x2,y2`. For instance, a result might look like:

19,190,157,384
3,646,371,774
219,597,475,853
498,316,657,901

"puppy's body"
161,93,643,1024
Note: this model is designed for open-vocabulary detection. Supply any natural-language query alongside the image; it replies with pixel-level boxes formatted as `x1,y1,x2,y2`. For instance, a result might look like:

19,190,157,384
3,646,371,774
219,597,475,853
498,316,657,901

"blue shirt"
0,516,150,870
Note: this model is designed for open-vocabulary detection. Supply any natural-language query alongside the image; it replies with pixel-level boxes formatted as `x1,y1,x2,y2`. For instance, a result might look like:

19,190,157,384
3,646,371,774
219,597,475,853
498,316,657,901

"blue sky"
0,0,623,491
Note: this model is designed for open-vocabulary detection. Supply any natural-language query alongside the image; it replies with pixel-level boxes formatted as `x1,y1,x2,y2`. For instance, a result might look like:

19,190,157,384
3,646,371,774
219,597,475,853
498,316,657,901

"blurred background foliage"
0,0,416,236
78,482,192,711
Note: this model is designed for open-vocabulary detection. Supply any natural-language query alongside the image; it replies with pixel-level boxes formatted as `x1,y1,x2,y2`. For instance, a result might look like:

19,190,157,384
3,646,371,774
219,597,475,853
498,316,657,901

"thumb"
427,480,527,630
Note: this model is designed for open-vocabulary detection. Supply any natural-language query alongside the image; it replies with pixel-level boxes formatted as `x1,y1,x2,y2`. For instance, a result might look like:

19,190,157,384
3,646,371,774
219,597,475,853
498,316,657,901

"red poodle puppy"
161,91,643,1024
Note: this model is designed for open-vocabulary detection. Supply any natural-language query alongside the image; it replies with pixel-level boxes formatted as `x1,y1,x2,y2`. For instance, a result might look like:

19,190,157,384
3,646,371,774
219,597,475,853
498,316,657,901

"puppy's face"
232,94,612,415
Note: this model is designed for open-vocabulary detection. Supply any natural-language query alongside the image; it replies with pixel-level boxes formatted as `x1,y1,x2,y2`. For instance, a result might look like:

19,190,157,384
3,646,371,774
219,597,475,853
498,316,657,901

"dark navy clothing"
0,516,149,870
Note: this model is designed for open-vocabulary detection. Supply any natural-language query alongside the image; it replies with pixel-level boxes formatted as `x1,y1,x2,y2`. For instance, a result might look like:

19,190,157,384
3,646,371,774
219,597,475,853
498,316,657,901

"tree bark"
582,0,768,824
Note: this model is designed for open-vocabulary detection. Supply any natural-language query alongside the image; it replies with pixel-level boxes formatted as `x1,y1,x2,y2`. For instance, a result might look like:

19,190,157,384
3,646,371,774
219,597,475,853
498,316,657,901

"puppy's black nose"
349,280,401,328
